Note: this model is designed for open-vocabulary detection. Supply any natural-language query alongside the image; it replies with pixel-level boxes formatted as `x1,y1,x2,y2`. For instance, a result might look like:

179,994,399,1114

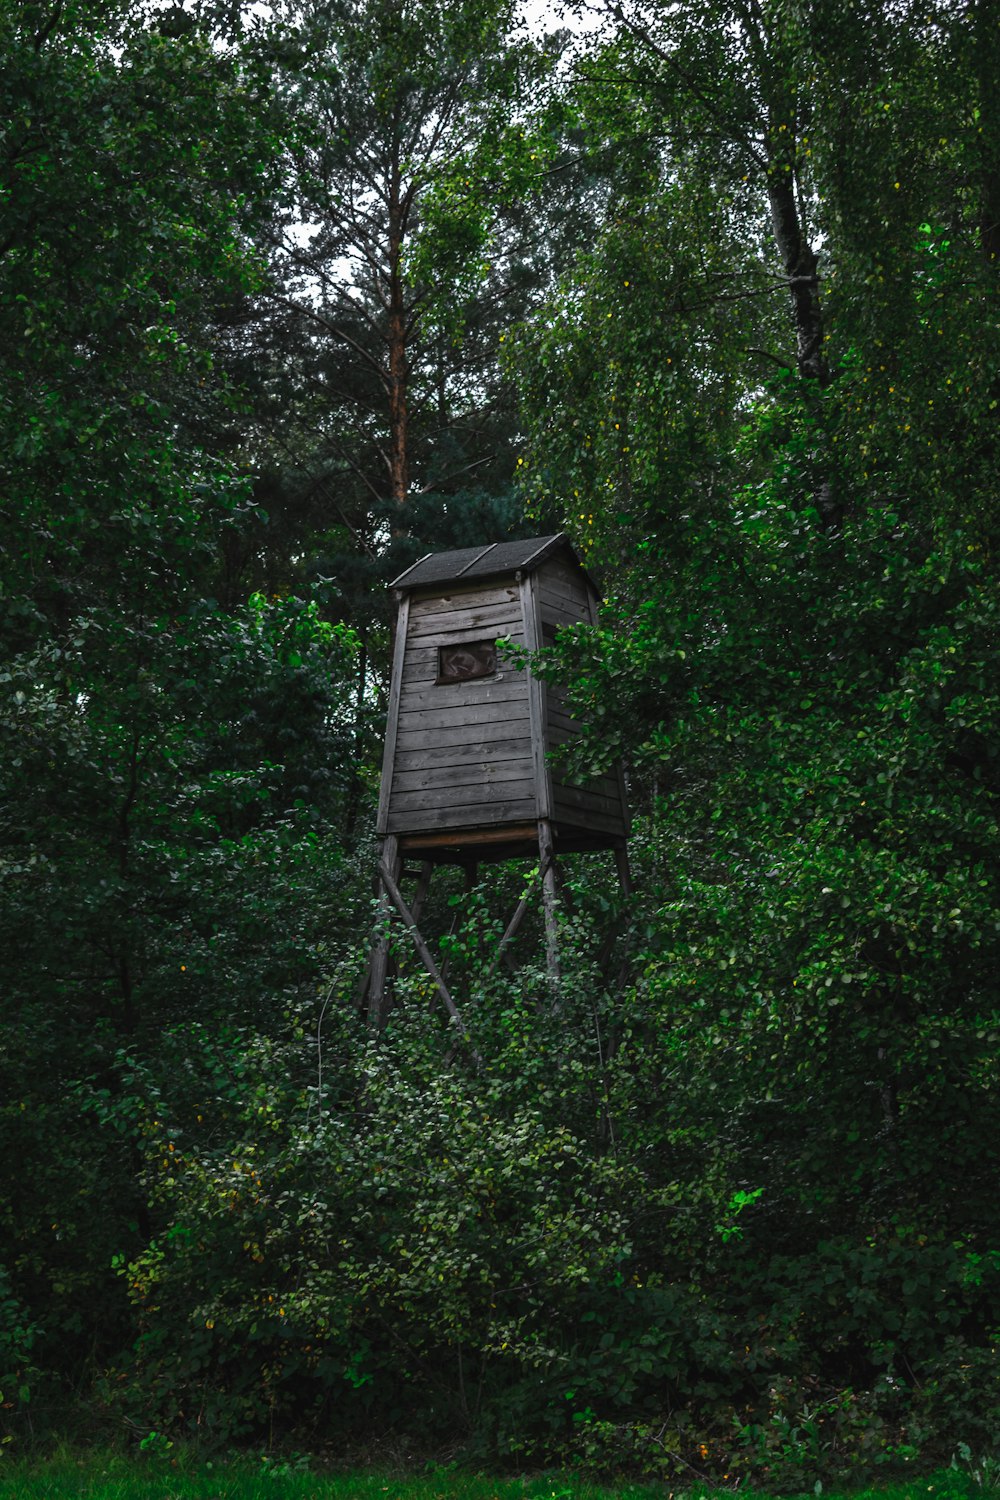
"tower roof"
389,533,590,593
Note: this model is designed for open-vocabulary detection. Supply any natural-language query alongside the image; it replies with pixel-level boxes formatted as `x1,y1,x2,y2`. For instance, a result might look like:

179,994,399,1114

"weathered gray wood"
390,787,539,815
376,597,411,836
404,634,526,659
614,843,632,897
552,806,626,839
483,855,550,981
540,567,585,598
378,536,628,859
396,724,529,757
539,581,587,616
398,677,527,715
520,570,552,821
393,737,533,773
399,713,533,742
368,833,400,1027
550,778,627,817
554,814,629,841
401,649,525,685
552,791,618,818
541,554,594,598
394,760,534,792
409,583,519,619
547,720,581,747
386,796,538,833
538,817,560,982
406,629,524,661
551,799,627,838
538,580,588,615
408,611,523,642
392,723,532,754
553,781,627,817
407,602,524,641
399,821,540,852
546,706,581,735
397,712,530,742
541,561,587,591
390,778,537,814
551,774,623,803
377,860,479,1062
539,601,583,630
551,792,629,828
552,773,626,807
397,717,531,751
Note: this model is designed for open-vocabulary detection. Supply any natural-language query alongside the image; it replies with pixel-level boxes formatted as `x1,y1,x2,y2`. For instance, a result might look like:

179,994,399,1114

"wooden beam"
393,760,534,793
377,860,480,1065
368,833,400,1028
408,583,519,619
397,684,528,719
399,821,540,851
537,817,560,984
483,855,551,982
520,570,552,821
393,736,533,774
614,843,633,898
376,597,410,837
387,795,539,834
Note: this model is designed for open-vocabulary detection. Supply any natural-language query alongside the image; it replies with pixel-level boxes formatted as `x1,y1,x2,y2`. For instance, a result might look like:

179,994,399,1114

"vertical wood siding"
386,582,536,834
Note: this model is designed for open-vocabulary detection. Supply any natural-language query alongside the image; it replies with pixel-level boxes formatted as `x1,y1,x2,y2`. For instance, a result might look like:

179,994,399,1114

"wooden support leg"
368,834,400,1029
377,859,480,1066
537,818,560,983
484,853,551,982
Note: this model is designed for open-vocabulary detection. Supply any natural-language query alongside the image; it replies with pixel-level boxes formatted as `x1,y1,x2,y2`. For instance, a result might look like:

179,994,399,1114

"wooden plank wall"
536,557,629,840
386,582,536,835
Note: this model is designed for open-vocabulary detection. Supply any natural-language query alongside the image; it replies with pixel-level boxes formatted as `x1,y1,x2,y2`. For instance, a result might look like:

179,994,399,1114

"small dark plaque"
437,640,497,683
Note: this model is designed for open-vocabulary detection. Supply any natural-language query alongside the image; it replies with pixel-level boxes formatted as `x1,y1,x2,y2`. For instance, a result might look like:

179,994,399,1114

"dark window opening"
437,640,497,683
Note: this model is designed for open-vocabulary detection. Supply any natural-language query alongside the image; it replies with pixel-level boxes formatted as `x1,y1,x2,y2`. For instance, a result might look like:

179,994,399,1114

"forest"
1,0,999,1487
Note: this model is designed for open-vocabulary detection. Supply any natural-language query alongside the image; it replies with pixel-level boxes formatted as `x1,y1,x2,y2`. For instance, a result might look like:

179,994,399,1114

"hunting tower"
368,534,629,1023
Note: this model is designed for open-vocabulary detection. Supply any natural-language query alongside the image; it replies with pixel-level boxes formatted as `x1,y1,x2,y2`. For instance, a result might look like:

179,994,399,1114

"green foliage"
0,0,365,1434
111,926,635,1446
0,1444,696,1499
2,0,998,1482
502,0,1000,1483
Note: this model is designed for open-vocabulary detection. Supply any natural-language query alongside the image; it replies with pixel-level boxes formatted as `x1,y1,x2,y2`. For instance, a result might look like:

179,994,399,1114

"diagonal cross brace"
483,854,553,984
377,860,481,1066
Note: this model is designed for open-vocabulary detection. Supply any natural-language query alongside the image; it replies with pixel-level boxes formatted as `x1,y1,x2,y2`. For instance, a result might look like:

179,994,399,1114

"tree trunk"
766,131,827,386
766,113,840,527
386,160,410,510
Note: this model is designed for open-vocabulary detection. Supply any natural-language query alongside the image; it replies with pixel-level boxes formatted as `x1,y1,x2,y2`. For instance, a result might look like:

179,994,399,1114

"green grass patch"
0,1449,670,1500
1,1454,998,1500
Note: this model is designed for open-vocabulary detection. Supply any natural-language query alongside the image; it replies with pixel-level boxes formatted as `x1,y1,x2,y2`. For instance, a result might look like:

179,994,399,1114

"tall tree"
508,0,1000,1437
252,0,551,570
0,0,363,1413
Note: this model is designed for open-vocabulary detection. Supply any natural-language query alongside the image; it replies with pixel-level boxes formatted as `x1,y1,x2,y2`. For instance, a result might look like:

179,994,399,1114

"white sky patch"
518,0,607,37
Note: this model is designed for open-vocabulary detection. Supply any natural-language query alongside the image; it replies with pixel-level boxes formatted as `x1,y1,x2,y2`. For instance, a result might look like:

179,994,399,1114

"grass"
0,1449,667,1500
0,1451,997,1500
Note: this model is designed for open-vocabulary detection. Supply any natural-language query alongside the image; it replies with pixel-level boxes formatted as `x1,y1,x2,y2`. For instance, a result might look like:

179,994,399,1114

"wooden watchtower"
368,533,629,1024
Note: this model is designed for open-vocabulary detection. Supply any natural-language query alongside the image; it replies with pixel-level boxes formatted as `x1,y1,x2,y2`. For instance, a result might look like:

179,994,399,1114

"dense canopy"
1,0,998,1483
